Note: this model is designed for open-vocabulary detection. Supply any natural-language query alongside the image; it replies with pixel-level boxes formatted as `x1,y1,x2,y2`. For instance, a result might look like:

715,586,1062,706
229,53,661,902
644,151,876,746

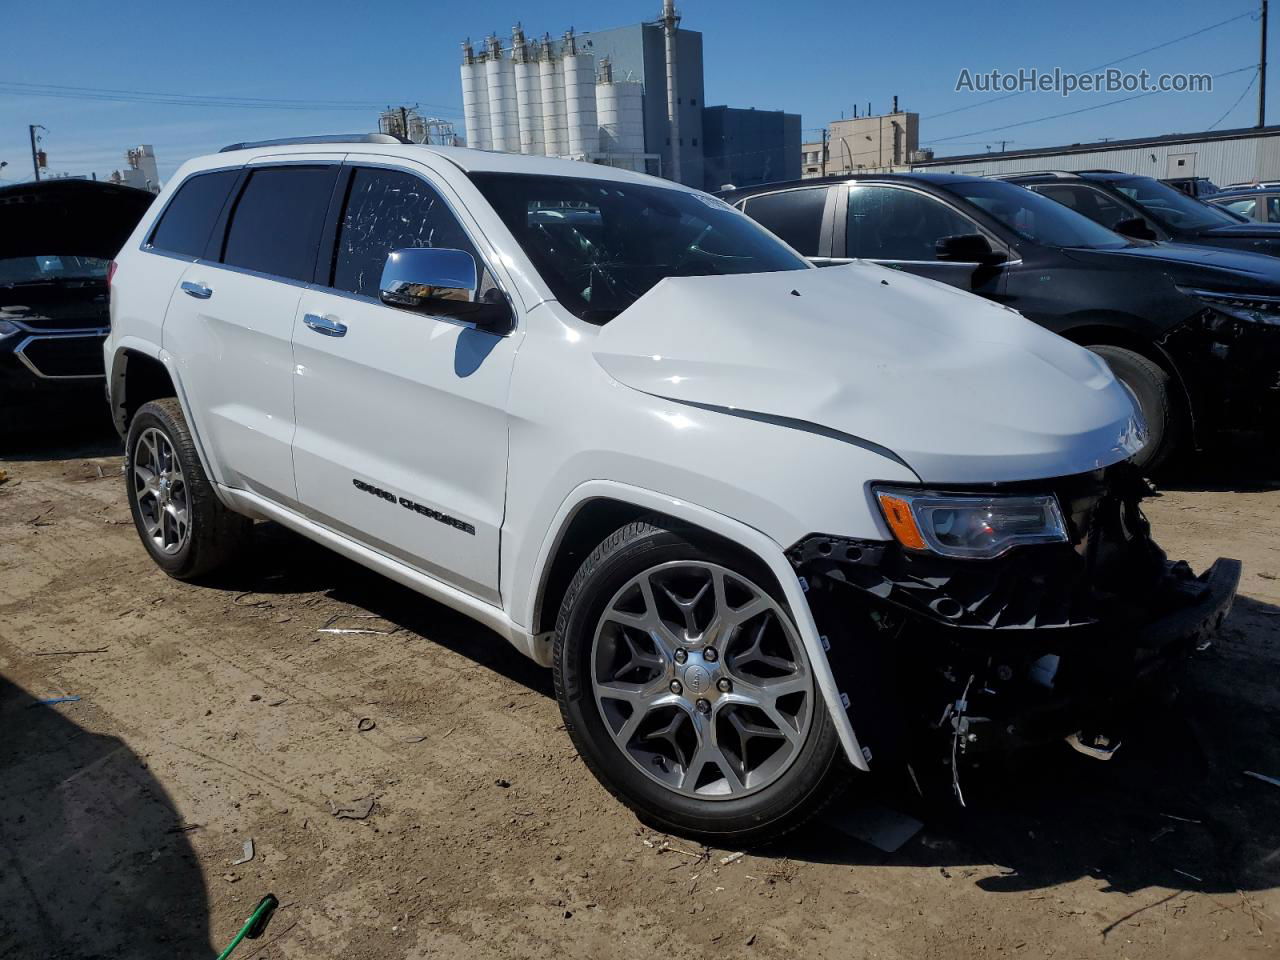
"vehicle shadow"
0,414,121,462
199,520,554,697
1158,434,1280,493
197,524,1278,897
0,674,212,958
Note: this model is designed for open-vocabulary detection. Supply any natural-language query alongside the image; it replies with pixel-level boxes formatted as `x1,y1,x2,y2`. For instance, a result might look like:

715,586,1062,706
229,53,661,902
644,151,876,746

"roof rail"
219,133,412,153
989,170,1085,180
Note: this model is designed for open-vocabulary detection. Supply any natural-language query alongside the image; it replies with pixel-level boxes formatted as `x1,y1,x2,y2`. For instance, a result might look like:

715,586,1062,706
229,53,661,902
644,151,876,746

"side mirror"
379,247,512,332
935,233,1005,265
1113,217,1159,241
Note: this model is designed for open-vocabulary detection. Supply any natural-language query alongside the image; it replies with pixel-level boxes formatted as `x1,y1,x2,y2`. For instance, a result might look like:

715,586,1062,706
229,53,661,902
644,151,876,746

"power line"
925,64,1257,146
1209,67,1260,128
923,7,1259,122
0,79,463,116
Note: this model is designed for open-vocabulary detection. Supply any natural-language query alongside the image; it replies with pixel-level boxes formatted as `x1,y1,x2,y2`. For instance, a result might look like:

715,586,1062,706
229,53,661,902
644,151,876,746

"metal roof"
915,123,1280,168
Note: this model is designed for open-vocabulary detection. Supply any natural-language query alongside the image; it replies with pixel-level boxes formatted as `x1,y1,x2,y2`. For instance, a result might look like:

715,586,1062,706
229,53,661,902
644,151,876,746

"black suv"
0,179,153,434
1000,170,1280,257
722,173,1280,471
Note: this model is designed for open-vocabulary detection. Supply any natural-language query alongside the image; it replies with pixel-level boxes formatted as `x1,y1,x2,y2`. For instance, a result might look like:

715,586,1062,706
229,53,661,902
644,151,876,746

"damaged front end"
789,465,1240,788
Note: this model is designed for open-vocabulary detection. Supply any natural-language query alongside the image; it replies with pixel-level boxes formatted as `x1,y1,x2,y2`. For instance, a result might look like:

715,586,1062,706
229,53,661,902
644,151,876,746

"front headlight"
1178,287,1280,326
874,487,1068,559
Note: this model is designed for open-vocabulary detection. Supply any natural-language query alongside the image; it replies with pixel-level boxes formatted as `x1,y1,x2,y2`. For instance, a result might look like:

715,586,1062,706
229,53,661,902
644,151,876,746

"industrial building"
458,5,799,190
801,104,921,179
107,145,161,193
910,124,1280,186
703,106,801,191
377,108,461,146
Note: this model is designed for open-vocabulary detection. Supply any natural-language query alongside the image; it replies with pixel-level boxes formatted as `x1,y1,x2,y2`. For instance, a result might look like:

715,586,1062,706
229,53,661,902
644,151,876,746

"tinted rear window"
221,166,336,282
148,170,239,257
741,188,827,256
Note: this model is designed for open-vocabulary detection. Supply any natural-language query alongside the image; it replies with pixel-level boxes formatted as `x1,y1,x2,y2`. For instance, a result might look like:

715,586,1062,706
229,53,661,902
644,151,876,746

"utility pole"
399,105,410,140
1261,0,1269,127
821,128,828,177
660,0,682,184
29,124,45,182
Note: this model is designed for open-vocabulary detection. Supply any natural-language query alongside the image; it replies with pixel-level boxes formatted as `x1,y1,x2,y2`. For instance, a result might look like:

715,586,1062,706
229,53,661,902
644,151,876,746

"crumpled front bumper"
788,466,1241,764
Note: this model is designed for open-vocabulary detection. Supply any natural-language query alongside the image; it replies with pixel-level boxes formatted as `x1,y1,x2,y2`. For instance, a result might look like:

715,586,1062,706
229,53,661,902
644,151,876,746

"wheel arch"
108,341,229,499
108,344,177,436
1056,317,1201,444
521,479,872,772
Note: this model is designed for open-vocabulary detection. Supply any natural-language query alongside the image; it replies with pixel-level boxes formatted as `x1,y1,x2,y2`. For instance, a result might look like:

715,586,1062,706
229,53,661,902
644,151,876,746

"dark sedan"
722,172,1280,472
0,179,153,435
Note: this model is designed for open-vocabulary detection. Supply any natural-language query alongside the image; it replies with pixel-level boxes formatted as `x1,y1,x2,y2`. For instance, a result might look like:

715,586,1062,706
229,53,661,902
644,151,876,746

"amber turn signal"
876,491,927,551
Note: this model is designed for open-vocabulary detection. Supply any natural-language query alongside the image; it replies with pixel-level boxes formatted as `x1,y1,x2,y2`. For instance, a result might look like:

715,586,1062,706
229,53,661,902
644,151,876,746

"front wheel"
1089,344,1185,474
553,519,849,845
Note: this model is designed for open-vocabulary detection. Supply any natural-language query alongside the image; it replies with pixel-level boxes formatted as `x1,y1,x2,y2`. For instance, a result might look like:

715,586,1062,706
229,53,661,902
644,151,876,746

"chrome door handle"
303,313,347,338
181,280,213,299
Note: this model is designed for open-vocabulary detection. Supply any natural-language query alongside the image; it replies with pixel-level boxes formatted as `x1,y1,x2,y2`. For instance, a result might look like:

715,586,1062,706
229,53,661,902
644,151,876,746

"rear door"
840,182,1006,293
163,161,339,505
737,186,836,262
290,160,518,603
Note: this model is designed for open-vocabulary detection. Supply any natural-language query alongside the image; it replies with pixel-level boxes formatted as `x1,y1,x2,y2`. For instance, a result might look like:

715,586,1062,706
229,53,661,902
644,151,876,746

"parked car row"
97,136,1239,843
723,170,1280,471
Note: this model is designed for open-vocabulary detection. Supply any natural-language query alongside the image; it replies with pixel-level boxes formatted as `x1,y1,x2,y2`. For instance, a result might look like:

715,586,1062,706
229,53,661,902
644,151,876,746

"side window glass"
221,166,336,282
847,185,977,261
148,170,239,257
1219,198,1257,219
332,168,481,299
740,188,827,256
1263,197,1278,221
1034,184,1140,231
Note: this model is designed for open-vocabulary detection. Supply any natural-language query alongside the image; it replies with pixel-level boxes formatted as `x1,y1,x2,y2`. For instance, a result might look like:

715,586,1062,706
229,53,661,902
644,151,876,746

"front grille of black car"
9,313,108,332
16,333,108,378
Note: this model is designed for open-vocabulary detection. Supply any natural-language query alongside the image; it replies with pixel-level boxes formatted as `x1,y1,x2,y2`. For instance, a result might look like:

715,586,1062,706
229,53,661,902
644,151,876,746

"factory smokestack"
661,0,681,183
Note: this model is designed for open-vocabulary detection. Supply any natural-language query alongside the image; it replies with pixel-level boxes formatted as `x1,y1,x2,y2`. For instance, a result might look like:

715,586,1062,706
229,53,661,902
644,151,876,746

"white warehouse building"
911,124,1280,187
461,26,651,174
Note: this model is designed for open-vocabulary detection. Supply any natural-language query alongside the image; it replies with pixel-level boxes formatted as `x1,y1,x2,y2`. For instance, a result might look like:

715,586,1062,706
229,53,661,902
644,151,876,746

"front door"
290,162,518,604
842,182,1005,295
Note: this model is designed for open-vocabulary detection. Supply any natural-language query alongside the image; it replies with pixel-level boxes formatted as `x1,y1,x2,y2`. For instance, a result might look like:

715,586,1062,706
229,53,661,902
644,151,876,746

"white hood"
591,263,1144,484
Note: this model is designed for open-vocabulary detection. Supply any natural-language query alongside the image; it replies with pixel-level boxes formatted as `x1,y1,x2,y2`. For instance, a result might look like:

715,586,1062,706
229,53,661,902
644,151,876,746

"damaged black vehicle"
0,179,153,435
790,463,1240,798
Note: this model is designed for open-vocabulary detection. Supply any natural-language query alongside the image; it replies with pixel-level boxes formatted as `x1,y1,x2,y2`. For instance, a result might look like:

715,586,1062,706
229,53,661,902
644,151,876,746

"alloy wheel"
132,427,190,555
590,561,813,799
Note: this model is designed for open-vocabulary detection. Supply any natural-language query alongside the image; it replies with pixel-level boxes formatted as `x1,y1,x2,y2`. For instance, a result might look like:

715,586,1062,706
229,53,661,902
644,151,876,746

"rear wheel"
124,398,250,580
1089,344,1184,474
553,518,849,844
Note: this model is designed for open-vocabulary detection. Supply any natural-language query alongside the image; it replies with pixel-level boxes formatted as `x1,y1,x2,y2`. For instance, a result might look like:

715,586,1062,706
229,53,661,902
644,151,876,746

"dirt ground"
2,425,1278,960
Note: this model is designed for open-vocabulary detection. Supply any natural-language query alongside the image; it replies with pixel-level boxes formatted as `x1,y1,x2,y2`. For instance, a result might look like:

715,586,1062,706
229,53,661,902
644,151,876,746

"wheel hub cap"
132,427,190,556
590,561,814,800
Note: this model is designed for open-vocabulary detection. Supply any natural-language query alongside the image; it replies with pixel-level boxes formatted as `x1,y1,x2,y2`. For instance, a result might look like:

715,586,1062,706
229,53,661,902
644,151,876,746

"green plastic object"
215,893,279,960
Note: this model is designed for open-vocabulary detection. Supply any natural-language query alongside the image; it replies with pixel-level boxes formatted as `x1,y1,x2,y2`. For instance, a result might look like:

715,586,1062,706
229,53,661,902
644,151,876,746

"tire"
1088,344,1183,474
553,517,851,845
124,397,250,580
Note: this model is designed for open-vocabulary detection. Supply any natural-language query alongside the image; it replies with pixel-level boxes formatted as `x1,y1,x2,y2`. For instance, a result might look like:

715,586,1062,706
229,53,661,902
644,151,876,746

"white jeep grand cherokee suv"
106,135,1239,842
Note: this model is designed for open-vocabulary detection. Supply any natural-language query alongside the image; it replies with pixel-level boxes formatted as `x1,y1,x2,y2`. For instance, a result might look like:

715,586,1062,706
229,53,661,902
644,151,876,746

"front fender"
518,478,873,773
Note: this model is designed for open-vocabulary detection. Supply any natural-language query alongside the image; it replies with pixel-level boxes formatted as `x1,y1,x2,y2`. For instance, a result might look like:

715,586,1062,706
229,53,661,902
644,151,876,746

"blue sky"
0,0,1269,184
